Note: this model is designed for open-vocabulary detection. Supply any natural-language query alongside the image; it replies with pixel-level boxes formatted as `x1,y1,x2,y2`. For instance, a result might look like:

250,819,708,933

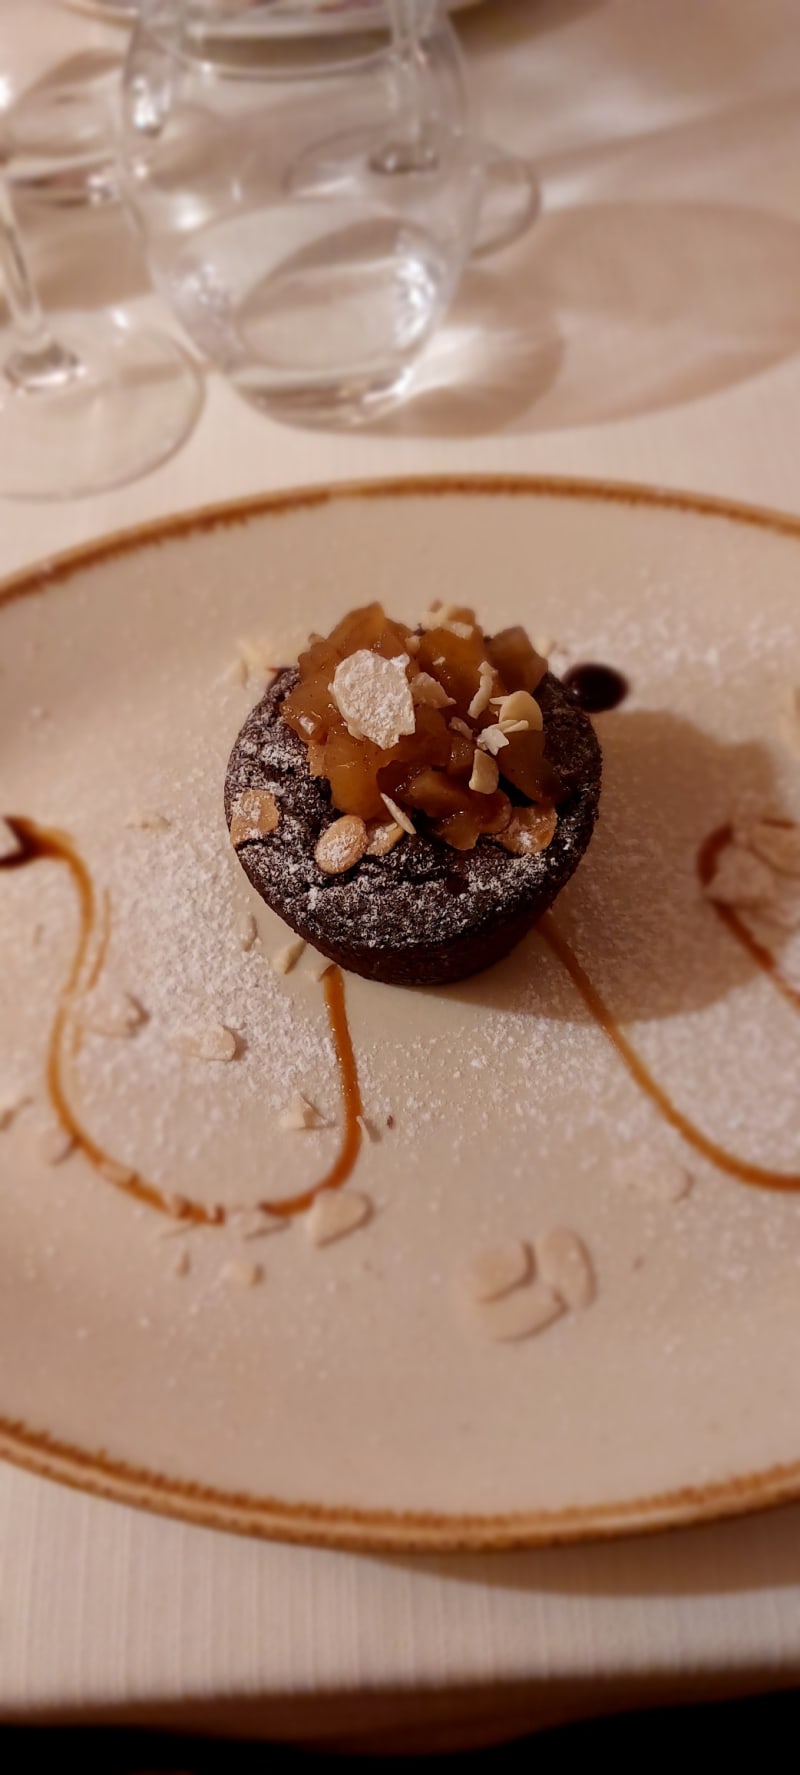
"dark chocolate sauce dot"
562,662,629,714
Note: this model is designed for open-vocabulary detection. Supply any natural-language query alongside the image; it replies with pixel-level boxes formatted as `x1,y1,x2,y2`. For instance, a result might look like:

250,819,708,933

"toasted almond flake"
467,1239,531,1303
231,1208,285,1241
380,793,416,836
330,650,415,750
498,718,530,735
411,672,455,710
746,820,800,877
172,1247,191,1278
616,1150,693,1203
444,620,475,640
406,633,420,654
469,748,500,794
229,789,280,848
221,1260,263,1289
495,805,558,855
0,818,21,862
237,636,279,681
533,634,555,660
495,690,543,731
535,1228,595,1310
0,1088,30,1131
705,845,774,910
477,724,510,756
81,987,147,1039
125,808,170,831
37,1126,75,1166
365,818,404,857
315,814,368,876
279,1092,323,1132
419,599,443,628
467,660,496,720
305,1190,370,1246
449,716,473,739
237,911,258,952
272,936,305,975
172,1023,237,1062
475,1280,564,1343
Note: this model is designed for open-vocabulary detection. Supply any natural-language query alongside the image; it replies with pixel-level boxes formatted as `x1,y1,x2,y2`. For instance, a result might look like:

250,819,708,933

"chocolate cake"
224,605,601,987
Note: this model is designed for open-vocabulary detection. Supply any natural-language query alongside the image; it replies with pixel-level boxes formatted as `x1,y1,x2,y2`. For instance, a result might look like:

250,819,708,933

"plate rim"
3,468,800,1552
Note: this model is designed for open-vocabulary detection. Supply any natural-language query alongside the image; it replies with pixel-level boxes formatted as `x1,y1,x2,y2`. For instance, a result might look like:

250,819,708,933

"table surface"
3,0,800,1748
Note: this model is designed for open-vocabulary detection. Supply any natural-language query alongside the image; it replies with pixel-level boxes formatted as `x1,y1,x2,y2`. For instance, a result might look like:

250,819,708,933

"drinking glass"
120,0,483,424
0,160,201,499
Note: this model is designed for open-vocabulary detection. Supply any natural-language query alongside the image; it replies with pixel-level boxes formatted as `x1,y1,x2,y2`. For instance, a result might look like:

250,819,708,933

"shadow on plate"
441,708,781,1023
377,201,800,439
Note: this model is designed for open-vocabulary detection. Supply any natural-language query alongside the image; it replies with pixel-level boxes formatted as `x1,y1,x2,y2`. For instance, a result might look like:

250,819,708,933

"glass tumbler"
120,1,482,424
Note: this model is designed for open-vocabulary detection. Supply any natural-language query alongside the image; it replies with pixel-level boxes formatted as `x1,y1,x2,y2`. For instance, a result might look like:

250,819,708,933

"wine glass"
0,158,201,499
120,1,483,426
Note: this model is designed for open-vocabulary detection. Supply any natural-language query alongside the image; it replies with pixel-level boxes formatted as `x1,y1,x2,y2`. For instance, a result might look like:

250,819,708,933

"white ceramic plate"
1,477,800,1551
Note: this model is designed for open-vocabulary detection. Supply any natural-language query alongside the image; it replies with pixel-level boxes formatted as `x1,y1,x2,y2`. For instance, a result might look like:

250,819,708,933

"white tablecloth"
3,0,800,1747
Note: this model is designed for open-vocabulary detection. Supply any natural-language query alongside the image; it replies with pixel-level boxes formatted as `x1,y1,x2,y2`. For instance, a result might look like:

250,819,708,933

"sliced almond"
615,1150,693,1203
494,690,543,732
172,1023,237,1062
279,1092,323,1132
746,819,800,878
467,660,495,720
237,636,279,682
0,1088,30,1131
330,650,415,750
220,1259,263,1289
0,818,21,862
469,749,500,794
475,1280,564,1343
411,672,455,710
705,845,774,910
449,716,473,740
272,936,305,975
444,620,475,640
365,819,404,857
535,1227,595,1310
81,987,147,1039
496,806,557,855
315,814,368,876
380,793,416,837
420,601,475,631
467,1239,531,1303
237,911,258,952
229,789,280,848
477,724,510,756
125,808,170,831
305,1189,370,1246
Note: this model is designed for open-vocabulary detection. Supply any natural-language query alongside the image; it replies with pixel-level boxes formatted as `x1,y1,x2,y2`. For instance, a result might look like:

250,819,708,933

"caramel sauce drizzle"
0,818,362,1225
539,820,800,1194
3,814,798,1214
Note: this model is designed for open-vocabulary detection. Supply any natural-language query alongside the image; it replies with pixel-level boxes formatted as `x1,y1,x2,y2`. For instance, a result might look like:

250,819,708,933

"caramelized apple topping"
281,603,558,852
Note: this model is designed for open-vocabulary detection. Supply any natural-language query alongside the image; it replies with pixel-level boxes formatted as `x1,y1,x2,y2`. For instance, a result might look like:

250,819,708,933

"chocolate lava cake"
224,604,601,987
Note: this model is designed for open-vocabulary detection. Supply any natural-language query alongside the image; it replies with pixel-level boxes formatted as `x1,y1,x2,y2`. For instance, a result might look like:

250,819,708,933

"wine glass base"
0,316,202,501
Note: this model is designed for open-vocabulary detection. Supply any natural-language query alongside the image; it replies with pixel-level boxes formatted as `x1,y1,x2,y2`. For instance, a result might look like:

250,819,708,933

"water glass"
121,0,482,424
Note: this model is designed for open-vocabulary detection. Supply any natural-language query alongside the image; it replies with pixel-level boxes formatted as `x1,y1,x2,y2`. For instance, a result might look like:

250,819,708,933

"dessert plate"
1,476,799,1552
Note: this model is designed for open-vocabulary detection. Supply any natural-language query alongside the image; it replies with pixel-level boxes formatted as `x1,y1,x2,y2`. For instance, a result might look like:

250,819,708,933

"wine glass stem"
0,178,80,390
384,0,439,172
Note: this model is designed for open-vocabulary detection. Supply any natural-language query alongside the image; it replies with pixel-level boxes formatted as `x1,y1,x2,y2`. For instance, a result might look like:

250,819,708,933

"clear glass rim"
133,1,393,81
